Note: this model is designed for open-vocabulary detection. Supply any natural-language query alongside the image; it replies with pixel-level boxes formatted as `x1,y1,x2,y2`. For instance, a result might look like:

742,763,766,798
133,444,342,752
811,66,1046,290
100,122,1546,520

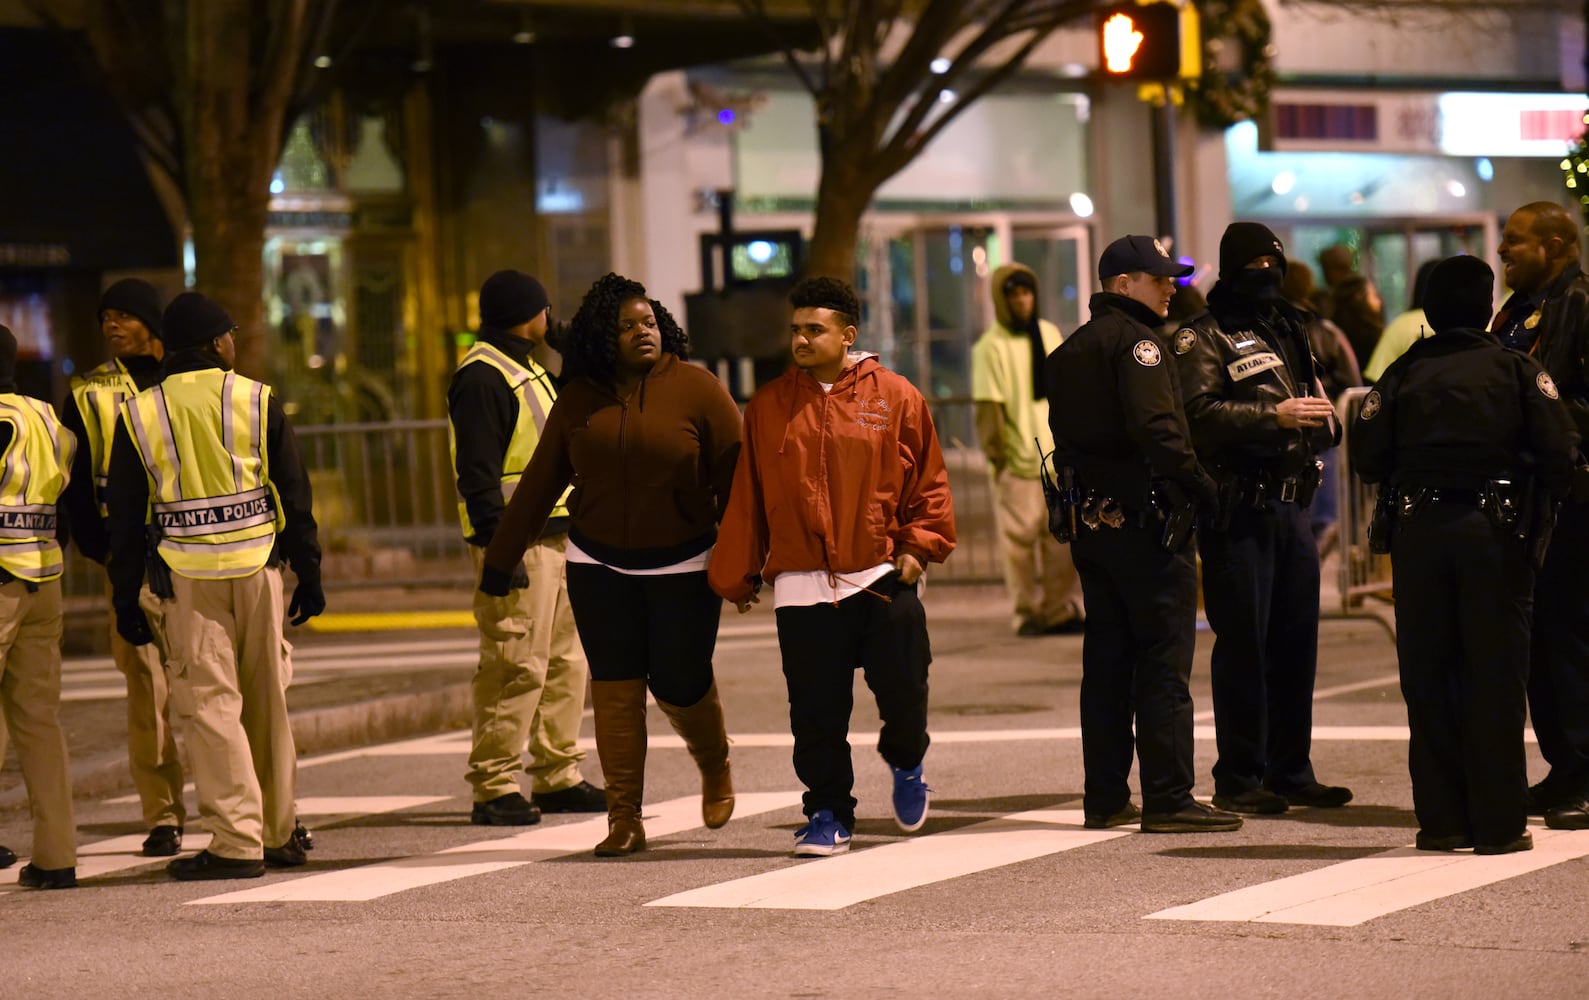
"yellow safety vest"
121,369,285,580
0,393,74,583
448,342,568,539
70,358,140,517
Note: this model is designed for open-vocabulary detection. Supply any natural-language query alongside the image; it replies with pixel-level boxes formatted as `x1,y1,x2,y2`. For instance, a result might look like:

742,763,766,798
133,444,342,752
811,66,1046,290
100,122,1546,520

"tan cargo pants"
0,578,76,870
106,581,186,830
469,536,588,801
992,470,1083,630
161,566,295,860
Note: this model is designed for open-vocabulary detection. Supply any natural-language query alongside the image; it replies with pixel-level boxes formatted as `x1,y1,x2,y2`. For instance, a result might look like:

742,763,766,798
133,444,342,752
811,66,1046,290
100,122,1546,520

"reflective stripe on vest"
448,342,569,538
69,359,139,518
122,370,285,580
0,394,74,582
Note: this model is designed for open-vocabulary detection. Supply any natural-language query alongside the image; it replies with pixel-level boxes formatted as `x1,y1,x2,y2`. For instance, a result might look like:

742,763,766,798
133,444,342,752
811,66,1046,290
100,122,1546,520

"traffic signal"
1098,3,1182,80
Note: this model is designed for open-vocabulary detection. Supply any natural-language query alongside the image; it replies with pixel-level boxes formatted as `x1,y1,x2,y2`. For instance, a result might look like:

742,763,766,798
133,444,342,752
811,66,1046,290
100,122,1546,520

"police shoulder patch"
1133,339,1162,367
1173,328,1196,355
1538,370,1561,400
1359,389,1382,420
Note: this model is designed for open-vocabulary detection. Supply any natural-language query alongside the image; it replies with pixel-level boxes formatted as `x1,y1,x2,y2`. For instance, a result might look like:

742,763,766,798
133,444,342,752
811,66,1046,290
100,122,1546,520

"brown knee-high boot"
656,681,735,829
590,679,649,857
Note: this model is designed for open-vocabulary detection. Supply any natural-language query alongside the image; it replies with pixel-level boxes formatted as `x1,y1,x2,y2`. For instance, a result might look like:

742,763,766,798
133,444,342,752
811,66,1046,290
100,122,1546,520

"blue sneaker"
793,809,851,857
891,764,931,832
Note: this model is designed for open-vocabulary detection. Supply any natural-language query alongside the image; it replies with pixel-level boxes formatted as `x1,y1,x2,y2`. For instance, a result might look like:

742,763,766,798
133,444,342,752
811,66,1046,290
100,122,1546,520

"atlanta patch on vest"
1360,389,1382,419
1538,371,1560,400
1174,328,1196,355
1133,340,1162,367
1226,352,1283,381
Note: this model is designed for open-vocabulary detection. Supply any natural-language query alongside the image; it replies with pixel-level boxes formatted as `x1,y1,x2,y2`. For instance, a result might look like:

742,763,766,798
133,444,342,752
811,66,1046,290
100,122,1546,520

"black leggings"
564,563,721,707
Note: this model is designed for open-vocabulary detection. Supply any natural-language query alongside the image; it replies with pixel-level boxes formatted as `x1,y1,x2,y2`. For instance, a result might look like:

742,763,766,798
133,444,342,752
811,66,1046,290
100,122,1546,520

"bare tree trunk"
806,150,878,279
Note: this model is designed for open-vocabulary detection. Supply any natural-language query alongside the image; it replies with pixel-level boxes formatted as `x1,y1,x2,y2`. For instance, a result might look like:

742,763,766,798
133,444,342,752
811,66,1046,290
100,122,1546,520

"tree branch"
736,0,820,96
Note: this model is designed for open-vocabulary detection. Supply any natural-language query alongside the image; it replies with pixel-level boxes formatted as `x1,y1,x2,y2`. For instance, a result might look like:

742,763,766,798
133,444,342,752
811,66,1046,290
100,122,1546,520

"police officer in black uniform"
1047,235,1240,834
1175,222,1352,816
1352,255,1576,854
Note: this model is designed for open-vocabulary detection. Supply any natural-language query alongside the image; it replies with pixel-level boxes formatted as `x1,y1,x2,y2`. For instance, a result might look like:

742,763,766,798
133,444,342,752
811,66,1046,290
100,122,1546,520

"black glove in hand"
479,563,515,598
288,576,326,626
510,561,530,590
115,603,154,646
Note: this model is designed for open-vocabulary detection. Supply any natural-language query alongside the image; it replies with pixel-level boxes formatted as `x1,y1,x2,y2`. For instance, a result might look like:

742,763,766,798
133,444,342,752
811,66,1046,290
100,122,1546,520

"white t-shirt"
772,562,898,609
565,537,711,576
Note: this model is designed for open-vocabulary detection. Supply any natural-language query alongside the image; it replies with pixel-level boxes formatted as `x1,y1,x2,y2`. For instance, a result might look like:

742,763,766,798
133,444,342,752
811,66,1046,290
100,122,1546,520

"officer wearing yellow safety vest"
60,278,188,860
0,324,80,889
105,292,324,881
448,269,605,826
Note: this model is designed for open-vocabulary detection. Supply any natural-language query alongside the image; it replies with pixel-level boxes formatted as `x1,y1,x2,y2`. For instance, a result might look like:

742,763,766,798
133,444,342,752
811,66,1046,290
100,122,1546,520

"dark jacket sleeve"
1175,324,1290,452
267,396,322,581
1349,383,1396,485
1117,330,1217,506
1517,355,1580,497
59,393,108,564
105,416,148,608
481,394,576,575
447,361,518,546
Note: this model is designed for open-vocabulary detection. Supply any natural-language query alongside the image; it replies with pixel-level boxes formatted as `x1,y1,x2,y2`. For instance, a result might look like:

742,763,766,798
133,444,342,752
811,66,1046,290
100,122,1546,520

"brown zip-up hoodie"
482,352,743,573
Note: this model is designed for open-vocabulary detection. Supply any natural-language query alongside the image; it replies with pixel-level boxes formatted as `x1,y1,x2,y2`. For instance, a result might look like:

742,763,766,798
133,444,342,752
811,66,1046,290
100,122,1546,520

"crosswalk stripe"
1144,823,1589,926
189,791,804,904
647,809,1131,910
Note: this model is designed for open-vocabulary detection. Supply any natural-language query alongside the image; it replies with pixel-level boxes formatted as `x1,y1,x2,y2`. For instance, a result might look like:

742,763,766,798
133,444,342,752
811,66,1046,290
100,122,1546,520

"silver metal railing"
1333,387,1395,616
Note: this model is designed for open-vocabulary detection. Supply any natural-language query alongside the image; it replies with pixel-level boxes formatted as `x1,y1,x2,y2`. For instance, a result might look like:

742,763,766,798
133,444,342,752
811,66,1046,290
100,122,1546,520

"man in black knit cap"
1173,222,1352,817
61,278,189,859
1352,255,1576,854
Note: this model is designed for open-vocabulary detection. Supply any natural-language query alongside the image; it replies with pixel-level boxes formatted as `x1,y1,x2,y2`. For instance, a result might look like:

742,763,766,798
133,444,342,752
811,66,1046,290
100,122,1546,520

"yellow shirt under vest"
0,393,74,583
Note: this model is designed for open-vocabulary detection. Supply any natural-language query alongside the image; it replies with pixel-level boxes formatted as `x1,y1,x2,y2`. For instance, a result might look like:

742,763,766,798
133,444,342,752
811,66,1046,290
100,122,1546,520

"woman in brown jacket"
480,273,742,857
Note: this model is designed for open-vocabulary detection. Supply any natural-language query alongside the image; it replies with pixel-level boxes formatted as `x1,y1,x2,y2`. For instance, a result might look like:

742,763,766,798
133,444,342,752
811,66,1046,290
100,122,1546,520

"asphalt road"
2,587,1587,999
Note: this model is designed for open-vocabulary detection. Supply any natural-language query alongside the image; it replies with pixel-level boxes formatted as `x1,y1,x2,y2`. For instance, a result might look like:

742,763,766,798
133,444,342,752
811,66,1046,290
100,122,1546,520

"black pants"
565,564,719,707
1529,499,1589,798
1393,503,1532,846
1198,499,1320,796
1071,521,1198,816
774,575,931,831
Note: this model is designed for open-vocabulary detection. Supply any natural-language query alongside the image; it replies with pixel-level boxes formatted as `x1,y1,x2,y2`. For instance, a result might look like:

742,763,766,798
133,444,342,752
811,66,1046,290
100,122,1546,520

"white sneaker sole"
895,794,930,833
793,838,851,858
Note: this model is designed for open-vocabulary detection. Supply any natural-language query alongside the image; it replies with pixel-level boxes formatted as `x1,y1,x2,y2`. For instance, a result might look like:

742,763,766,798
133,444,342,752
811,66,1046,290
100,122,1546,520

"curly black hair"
563,272,689,385
789,276,860,329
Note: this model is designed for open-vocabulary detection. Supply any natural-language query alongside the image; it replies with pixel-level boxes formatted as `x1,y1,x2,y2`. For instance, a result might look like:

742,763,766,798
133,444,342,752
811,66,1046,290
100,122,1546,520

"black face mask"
1230,267,1285,304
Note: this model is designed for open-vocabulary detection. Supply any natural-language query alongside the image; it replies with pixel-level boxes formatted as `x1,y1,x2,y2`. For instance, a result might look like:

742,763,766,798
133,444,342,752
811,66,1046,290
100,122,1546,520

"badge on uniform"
1133,339,1162,367
1538,371,1560,399
1174,328,1196,355
1360,389,1382,419
1524,308,1543,330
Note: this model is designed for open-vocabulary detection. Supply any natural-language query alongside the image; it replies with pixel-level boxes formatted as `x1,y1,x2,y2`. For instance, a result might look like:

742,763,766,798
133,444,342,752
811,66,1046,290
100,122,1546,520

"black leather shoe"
1545,798,1589,830
1475,831,1533,855
470,792,542,826
1527,779,1576,816
1141,801,1243,833
17,863,76,889
1083,802,1141,829
532,780,609,814
264,837,308,868
1277,782,1354,808
1415,832,1473,851
293,821,314,852
167,850,266,881
142,825,183,857
0,845,15,869
1211,788,1289,815
1041,618,1086,636
1015,619,1045,637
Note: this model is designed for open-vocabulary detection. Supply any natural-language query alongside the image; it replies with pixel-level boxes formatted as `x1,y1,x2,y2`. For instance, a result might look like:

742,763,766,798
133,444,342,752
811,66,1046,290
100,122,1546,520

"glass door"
1011,225,1093,331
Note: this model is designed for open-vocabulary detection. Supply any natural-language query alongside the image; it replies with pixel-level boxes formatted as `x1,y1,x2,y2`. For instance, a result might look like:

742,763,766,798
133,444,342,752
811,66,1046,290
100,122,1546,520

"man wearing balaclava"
1351,255,1576,855
105,292,324,881
971,264,1083,637
1173,222,1350,818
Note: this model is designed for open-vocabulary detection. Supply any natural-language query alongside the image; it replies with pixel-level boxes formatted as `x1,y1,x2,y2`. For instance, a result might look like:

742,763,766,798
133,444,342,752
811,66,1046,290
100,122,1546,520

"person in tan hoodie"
710,277,956,857
481,272,742,858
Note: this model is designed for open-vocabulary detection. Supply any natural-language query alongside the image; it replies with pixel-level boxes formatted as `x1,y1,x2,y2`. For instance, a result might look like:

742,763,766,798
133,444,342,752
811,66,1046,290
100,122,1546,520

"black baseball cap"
1099,235,1195,280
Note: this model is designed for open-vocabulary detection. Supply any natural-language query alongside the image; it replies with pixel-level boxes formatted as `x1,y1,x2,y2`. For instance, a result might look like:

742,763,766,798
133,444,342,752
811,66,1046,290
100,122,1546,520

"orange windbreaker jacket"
708,353,956,603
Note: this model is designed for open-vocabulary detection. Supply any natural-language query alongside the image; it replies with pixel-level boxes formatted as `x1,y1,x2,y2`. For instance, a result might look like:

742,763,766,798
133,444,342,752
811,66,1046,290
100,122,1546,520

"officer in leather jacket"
1173,222,1353,817
1494,201,1589,830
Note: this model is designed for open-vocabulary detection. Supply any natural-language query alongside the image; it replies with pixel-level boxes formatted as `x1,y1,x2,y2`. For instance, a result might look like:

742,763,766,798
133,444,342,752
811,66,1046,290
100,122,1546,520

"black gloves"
288,572,326,626
510,561,530,590
479,562,525,598
115,602,154,646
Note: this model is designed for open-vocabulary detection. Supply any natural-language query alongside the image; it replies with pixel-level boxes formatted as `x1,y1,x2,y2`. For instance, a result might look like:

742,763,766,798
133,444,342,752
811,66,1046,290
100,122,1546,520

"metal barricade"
1332,387,1395,627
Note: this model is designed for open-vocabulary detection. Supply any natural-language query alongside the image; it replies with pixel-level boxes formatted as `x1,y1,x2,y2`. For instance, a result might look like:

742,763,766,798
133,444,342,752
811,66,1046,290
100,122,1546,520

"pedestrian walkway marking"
647,809,1130,910
190,791,804,904
1145,823,1589,926
0,796,447,893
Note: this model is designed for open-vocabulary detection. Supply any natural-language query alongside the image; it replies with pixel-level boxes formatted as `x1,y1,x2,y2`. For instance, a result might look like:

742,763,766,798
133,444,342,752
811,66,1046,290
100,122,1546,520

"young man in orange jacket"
709,276,956,857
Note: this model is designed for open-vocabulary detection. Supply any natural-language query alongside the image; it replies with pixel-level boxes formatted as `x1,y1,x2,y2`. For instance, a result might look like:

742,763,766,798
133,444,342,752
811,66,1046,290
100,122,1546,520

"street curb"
0,683,474,813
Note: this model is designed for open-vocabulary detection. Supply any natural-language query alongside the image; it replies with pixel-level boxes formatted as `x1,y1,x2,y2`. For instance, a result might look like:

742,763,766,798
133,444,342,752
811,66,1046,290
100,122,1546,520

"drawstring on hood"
779,350,878,455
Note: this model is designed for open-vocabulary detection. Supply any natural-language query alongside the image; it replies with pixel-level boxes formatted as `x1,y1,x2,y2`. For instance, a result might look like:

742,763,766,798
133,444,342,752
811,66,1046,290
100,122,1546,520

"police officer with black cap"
1047,235,1240,834
1174,222,1352,816
1352,255,1576,854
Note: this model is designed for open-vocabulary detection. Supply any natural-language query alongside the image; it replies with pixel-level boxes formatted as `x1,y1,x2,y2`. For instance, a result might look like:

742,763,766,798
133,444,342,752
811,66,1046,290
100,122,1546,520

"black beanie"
1219,222,1288,279
161,292,235,351
1422,255,1493,334
99,278,163,336
479,270,549,331
1003,270,1038,295
0,324,15,390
